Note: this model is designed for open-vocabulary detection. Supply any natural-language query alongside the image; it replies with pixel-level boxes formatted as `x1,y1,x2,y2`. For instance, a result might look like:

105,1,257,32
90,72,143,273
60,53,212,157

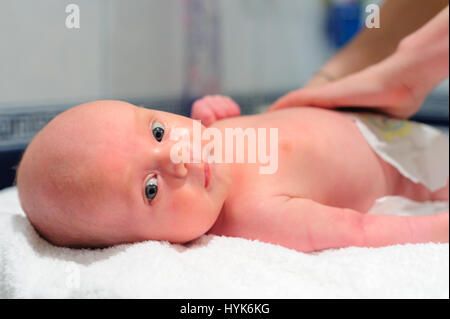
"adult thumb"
268,84,337,112
268,72,376,112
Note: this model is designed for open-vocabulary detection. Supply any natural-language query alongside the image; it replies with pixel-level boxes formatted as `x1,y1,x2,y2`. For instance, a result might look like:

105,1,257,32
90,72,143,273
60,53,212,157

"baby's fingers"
204,96,229,120
206,95,240,119
223,96,241,117
191,99,217,127
191,95,241,126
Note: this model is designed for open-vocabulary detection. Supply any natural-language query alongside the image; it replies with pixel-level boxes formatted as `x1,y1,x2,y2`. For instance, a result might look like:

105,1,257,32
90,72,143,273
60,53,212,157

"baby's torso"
212,107,421,213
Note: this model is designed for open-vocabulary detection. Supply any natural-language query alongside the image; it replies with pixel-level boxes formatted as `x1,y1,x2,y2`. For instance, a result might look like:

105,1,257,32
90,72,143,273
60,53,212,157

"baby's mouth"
204,163,211,188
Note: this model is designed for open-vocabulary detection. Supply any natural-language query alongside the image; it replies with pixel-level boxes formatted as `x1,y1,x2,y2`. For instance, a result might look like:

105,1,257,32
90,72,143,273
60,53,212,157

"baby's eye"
152,121,164,142
145,176,158,201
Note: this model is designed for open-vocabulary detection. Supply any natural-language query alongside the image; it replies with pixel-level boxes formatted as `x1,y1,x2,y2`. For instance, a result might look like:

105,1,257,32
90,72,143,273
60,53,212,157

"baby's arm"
237,197,449,252
191,95,241,126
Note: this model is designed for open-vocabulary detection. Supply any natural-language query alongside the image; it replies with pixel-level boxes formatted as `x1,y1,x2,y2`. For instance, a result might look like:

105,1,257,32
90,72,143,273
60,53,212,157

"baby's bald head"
17,100,137,247
17,100,230,248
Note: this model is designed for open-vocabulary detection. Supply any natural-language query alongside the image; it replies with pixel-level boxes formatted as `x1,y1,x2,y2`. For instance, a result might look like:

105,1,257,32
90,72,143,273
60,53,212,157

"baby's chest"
223,109,391,207
237,130,384,209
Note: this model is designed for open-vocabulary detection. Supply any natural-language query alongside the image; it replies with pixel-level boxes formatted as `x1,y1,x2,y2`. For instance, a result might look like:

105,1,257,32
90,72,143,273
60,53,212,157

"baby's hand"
191,95,241,127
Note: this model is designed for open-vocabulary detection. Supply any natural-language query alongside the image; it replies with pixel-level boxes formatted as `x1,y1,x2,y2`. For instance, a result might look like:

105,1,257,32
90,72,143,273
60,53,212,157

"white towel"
0,187,448,298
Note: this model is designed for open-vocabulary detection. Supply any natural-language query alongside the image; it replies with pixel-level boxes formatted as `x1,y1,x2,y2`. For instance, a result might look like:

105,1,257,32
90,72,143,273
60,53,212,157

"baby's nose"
154,146,189,179
172,162,188,178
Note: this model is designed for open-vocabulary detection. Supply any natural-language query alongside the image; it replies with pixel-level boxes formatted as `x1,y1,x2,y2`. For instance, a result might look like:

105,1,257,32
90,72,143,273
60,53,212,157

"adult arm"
269,5,449,118
308,0,449,86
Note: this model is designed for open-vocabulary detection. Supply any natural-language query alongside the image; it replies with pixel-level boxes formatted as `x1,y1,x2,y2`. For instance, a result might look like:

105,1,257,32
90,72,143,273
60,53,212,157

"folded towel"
0,187,448,298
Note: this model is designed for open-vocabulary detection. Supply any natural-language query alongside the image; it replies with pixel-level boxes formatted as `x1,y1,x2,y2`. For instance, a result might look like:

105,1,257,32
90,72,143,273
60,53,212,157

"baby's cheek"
159,192,201,242
169,189,202,215
169,189,213,226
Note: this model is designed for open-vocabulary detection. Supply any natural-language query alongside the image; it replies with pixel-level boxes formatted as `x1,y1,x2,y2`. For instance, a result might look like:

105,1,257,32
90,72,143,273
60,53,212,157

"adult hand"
269,51,425,118
269,5,449,119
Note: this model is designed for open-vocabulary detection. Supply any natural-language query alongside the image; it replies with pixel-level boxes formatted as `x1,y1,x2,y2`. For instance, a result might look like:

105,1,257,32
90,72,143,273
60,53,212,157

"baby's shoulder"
210,193,295,237
223,191,287,221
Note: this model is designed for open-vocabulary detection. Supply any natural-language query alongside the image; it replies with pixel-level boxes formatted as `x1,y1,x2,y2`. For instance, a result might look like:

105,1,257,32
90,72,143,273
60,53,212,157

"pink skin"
192,95,241,127
17,98,448,251
194,95,449,252
17,101,231,247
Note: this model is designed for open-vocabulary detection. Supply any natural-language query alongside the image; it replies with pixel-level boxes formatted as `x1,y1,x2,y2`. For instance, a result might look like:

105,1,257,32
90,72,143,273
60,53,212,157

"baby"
16,98,449,251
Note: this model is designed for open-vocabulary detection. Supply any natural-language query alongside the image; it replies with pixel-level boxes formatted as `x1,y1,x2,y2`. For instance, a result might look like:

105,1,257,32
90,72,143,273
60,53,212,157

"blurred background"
0,0,448,189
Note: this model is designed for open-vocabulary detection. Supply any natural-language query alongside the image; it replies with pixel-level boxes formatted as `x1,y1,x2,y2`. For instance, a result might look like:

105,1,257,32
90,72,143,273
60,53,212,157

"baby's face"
102,103,231,244
18,101,231,246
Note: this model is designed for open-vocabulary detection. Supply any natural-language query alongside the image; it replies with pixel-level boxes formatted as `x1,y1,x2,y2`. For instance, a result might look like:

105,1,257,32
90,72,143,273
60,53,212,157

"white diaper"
348,113,449,192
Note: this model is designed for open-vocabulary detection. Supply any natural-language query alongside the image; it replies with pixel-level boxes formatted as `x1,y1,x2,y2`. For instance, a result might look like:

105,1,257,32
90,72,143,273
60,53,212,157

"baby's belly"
262,108,405,212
